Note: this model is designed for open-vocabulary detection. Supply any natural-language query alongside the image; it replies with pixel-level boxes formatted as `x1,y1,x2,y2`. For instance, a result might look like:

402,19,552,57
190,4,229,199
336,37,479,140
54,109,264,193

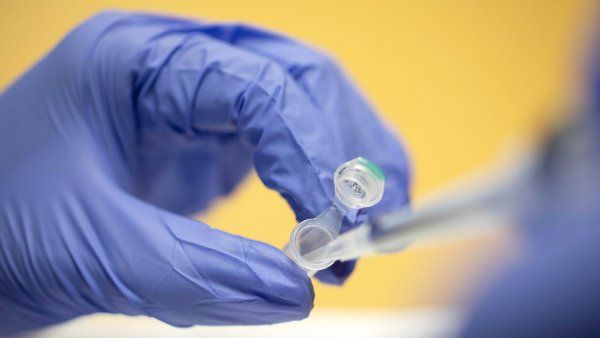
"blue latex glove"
461,114,600,337
460,29,600,338
0,11,410,335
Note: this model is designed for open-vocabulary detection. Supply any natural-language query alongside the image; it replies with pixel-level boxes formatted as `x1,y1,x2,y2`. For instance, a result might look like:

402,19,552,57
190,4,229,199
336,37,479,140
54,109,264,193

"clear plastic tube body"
284,157,385,274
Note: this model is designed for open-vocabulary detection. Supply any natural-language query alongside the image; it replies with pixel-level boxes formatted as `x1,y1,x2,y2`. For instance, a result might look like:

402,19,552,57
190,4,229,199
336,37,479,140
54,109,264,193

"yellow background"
0,0,595,309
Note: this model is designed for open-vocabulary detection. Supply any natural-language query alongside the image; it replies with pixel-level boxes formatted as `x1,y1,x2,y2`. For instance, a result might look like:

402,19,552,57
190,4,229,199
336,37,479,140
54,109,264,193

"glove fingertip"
155,211,314,324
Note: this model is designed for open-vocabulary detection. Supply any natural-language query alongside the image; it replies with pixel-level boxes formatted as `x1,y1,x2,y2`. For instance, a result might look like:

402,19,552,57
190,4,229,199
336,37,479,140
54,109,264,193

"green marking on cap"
357,157,385,181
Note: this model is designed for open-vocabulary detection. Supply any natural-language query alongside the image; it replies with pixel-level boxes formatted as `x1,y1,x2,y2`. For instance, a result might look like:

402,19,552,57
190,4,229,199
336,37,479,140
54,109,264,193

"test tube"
284,157,385,274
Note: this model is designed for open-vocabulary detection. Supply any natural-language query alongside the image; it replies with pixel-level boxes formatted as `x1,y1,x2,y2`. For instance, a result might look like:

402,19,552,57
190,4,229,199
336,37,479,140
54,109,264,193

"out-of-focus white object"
27,308,463,338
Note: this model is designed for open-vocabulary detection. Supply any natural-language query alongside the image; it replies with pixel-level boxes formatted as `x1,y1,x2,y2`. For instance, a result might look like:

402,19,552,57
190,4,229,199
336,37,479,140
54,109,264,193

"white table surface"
24,308,464,338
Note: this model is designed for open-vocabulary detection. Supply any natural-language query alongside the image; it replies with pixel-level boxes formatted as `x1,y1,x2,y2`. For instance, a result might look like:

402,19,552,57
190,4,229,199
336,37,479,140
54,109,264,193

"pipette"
287,147,536,274
304,167,521,265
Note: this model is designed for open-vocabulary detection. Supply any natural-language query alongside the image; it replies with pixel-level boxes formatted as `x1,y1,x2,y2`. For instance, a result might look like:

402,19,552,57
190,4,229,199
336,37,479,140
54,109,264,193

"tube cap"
334,157,385,209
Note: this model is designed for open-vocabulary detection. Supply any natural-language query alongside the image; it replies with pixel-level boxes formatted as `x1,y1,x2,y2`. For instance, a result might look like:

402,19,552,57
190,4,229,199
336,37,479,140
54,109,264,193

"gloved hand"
0,11,410,335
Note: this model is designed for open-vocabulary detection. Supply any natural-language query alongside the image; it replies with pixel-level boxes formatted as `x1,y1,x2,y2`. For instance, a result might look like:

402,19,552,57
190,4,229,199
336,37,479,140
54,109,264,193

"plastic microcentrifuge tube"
284,157,385,274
